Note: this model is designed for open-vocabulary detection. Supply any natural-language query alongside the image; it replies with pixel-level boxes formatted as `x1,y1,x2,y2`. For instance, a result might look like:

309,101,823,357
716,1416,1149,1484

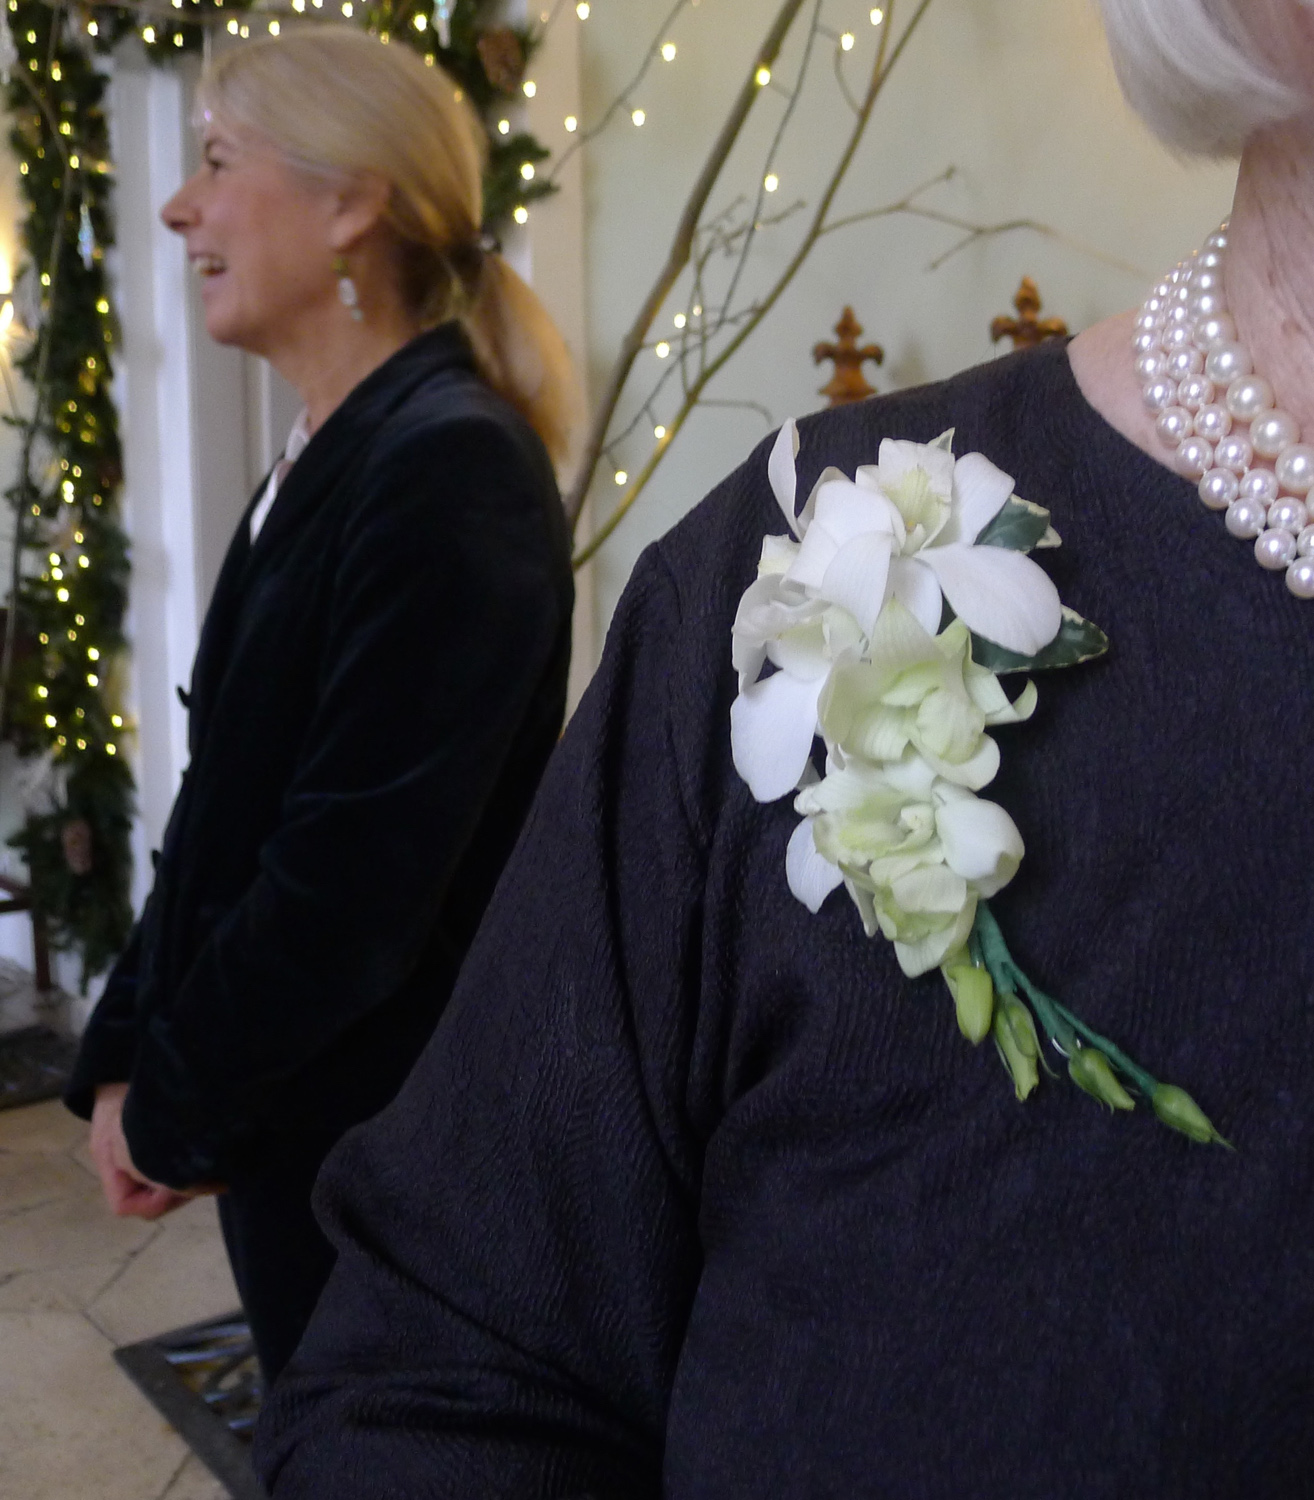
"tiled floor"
0,1098,242,1499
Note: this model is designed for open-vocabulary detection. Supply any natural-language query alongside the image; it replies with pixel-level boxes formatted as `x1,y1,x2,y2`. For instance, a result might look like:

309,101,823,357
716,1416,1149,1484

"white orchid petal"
920,734,1001,792
786,519,840,590
798,465,845,538
886,557,945,636
935,795,1024,894
769,421,801,536
813,480,900,546
730,670,824,803
786,817,844,913
878,438,955,497
949,451,1015,544
767,621,832,682
893,897,977,978
890,863,968,915
758,533,800,577
820,531,895,638
921,544,1062,656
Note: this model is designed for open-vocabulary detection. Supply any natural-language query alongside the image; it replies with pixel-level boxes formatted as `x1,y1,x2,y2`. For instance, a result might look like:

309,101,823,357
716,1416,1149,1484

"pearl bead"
1255,528,1298,570
1145,295,1165,315
1251,409,1300,460
1189,289,1226,320
1225,496,1268,538
1176,374,1214,412
1198,250,1223,270
1239,468,1280,505
1287,556,1314,598
1269,496,1309,534
1205,342,1252,385
1175,437,1214,478
1299,525,1314,557
1166,304,1192,328
1135,351,1168,382
1193,403,1232,442
1198,468,1239,510
1166,346,1204,380
1205,230,1228,251
1214,433,1253,474
1156,407,1193,446
1132,329,1158,356
1191,268,1222,293
1224,374,1275,423
1143,377,1179,414
1162,323,1194,351
1193,313,1236,350
1275,443,1314,494
1153,280,1173,301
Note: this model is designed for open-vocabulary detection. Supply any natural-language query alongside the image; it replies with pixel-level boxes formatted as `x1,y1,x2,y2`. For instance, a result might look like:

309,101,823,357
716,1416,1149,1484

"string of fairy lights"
0,0,554,982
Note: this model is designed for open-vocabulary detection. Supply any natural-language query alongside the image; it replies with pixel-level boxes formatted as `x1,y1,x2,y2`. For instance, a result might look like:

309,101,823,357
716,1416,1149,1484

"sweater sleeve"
252,545,710,1499
62,918,144,1118
121,416,571,1186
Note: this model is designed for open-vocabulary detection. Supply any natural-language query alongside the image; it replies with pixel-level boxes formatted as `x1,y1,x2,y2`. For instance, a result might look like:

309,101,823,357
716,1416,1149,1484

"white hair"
1095,0,1309,157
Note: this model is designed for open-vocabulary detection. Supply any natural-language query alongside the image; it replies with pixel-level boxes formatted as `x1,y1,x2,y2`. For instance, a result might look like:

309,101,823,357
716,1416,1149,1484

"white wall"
567,0,1237,638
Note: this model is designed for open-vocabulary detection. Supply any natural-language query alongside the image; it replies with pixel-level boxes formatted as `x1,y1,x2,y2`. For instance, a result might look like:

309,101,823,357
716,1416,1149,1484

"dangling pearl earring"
332,254,363,322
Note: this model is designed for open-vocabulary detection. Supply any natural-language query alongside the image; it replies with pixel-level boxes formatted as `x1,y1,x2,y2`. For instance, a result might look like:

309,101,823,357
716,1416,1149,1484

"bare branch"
563,0,812,527
573,0,938,566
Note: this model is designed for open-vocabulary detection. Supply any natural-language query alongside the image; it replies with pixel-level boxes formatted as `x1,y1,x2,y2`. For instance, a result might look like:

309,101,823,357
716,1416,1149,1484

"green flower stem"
971,902,1158,1095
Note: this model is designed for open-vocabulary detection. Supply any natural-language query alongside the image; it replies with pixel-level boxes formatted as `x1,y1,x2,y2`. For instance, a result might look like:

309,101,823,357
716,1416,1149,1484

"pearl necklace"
1134,224,1314,599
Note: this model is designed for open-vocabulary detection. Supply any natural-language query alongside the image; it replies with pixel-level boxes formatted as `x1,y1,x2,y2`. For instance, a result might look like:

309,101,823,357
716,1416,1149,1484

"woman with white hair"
63,27,579,1382
256,2,1314,1492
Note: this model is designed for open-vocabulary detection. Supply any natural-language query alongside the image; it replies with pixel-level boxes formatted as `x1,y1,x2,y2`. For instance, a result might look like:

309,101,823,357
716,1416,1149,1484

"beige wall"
566,0,1236,645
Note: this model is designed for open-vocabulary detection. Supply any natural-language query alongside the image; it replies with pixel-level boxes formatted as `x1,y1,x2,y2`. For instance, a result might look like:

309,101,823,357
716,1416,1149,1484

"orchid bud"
1068,1047,1135,1112
943,963,994,1046
1152,1084,1228,1146
993,996,1039,1101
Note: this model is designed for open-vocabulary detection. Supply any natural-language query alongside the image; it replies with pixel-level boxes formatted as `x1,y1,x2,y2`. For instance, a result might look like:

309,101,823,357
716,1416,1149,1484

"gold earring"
333,254,363,322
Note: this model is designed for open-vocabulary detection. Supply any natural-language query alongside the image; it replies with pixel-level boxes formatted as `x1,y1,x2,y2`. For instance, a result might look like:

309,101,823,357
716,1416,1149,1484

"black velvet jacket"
65,324,573,1189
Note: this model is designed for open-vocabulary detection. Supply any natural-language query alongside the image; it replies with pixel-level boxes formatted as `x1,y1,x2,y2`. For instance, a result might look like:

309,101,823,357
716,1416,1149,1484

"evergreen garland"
0,0,553,986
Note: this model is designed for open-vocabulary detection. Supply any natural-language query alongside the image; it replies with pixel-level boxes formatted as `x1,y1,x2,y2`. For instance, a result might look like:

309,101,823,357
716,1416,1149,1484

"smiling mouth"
192,254,226,278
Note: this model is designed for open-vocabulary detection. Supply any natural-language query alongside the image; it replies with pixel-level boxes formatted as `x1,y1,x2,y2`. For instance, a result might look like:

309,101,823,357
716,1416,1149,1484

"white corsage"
731,422,1226,1146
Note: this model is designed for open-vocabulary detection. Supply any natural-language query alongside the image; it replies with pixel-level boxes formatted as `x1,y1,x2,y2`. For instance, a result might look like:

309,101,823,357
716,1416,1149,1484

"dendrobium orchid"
726,421,1224,1144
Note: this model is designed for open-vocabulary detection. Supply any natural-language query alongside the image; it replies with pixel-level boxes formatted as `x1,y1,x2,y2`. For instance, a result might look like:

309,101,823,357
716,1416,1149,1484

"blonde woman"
256,0,1314,1493
64,27,579,1381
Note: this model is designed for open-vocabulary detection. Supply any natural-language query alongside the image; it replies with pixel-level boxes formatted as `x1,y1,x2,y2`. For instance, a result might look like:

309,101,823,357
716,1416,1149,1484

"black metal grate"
114,1312,267,1499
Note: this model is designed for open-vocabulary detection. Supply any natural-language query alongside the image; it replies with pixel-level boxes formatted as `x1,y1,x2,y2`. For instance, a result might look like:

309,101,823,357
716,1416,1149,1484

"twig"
573,0,937,565
563,0,811,528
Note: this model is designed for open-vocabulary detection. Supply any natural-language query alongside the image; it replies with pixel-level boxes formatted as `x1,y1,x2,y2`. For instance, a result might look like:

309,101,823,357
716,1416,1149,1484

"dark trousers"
217,1139,339,1384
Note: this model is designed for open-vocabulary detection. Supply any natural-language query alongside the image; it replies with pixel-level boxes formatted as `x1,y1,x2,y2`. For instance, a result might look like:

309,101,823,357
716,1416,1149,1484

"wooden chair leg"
32,910,52,994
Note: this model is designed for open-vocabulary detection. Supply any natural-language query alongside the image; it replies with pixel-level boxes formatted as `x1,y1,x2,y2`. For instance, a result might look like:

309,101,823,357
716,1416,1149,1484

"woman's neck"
1070,116,1314,465
1225,116,1314,436
271,302,425,435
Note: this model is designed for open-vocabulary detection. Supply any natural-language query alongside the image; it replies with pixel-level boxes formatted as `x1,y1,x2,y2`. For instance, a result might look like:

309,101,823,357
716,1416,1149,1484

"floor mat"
114,1312,267,1499
0,1024,78,1111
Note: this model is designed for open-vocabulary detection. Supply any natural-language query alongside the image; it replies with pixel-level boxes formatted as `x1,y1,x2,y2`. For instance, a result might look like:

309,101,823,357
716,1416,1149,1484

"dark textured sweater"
255,341,1314,1499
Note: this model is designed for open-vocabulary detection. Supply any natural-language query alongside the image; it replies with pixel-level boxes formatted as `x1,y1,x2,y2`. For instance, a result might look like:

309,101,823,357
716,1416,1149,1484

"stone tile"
68,1132,100,1182
0,1260,125,1316
0,1148,97,1219
0,1185,157,1279
87,1197,239,1346
159,1452,233,1499
0,1308,190,1500
0,1098,85,1155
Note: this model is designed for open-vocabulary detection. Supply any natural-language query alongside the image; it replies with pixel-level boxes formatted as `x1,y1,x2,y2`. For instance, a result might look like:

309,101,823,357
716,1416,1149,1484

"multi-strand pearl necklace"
1134,224,1314,599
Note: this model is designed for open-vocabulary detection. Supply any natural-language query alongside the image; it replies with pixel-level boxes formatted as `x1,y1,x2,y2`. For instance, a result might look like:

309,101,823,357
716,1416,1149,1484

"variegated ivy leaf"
976,496,1062,555
969,606,1109,675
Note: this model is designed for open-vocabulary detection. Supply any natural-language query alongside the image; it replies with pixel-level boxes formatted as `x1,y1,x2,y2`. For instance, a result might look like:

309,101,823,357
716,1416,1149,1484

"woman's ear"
327,172,392,254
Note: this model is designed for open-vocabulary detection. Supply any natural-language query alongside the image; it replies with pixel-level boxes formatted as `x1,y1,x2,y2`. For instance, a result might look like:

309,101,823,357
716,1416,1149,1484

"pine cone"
61,818,93,876
477,27,525,95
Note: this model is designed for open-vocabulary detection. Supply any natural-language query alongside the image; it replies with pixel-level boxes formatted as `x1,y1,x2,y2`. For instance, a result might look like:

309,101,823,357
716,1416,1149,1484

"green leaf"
970,607,1110,675
975,495,1054,554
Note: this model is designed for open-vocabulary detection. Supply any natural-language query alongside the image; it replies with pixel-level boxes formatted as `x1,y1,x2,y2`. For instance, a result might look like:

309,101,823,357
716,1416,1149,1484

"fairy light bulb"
513,206,529,225
755,65,771,86
498,118,510,135
106,744,117,756
655,341,671,359
268,18,280,33
764,173,779,192
522,79,537,97
35,686,47,699
87,18,97,34
43,714,55,729
575,1,589,15
87,674,99,687
661,41,676,61
631,108,645,126
654,424,667,440
564,115,578,132
614,470,628,486
673,313,687,329
142,25,155,42
840,31,855,49
413,10,426,26
870,6,884,21
520,162,535,180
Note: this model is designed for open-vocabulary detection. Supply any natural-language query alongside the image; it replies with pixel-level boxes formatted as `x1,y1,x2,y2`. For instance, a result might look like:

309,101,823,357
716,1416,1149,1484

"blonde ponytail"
198,26,583,471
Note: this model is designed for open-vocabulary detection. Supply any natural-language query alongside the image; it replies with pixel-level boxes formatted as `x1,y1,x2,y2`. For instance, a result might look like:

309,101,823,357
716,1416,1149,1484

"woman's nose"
161,176,200,234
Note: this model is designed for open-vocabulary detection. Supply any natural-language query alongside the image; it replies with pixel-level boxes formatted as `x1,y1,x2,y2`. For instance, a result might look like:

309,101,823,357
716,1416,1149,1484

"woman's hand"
89,1083,197,1219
